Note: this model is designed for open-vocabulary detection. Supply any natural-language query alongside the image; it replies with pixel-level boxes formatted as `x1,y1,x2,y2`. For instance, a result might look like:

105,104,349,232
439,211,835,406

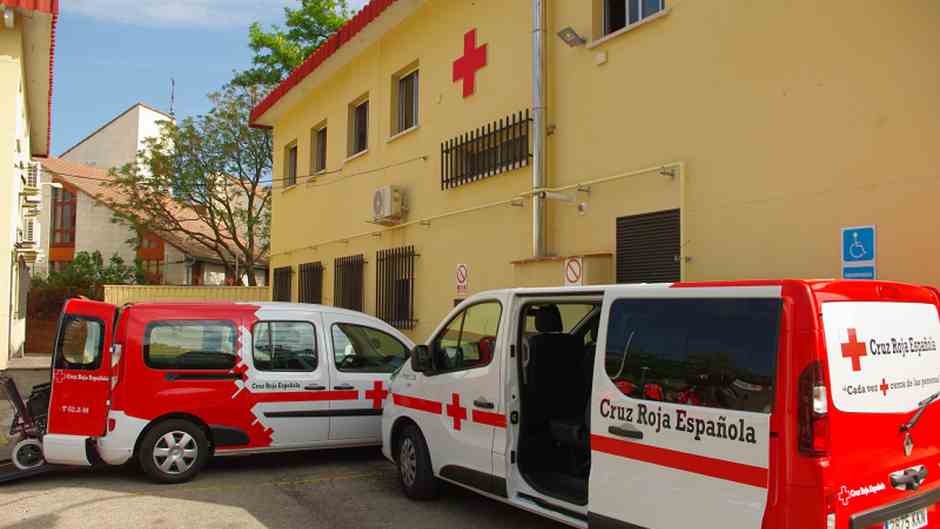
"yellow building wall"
269,0,940,342
103,285,271,306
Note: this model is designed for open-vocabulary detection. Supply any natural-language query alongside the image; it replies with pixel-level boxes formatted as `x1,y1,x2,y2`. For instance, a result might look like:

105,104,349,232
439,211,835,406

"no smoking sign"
564,257,583,287
456,264,469,296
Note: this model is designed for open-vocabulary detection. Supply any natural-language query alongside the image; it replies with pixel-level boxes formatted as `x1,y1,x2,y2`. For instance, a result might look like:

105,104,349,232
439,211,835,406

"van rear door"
821,299,940,529
589,286,781,529
45,299,116,465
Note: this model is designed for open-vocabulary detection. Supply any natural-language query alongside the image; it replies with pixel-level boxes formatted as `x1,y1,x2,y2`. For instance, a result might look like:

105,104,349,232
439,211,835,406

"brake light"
799,361,830,456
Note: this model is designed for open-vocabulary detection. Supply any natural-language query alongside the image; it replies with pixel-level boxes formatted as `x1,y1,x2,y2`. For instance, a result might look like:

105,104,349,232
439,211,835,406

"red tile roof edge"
1,0,60,156
249,0,399,128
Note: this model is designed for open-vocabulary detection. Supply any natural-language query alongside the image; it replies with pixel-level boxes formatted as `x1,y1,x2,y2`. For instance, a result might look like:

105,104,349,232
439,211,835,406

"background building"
252,0,940,341
0,0,58,365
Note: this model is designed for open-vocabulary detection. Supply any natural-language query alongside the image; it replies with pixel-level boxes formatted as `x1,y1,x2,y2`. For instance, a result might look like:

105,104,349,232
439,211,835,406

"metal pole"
531,0,546,257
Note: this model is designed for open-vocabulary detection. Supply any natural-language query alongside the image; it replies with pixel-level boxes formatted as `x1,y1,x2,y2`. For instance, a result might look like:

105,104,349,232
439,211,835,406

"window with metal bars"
273,266,293,302
376,246,416,329
334,255,364,311
441,110,531,190
299,262,324,304
616,209,681,284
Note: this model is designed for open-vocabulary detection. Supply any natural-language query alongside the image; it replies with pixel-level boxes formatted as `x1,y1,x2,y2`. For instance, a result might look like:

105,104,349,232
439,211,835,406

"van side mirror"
411,345,433,373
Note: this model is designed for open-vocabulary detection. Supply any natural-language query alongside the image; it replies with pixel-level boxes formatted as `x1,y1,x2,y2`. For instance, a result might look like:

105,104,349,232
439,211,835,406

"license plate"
885,508,928,529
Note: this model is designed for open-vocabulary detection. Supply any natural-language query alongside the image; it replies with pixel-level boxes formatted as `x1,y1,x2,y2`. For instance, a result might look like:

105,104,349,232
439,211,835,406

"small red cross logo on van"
838,485,851,506
841,329,868,372
446,393,468,431
365,380,389,410
880,378,889,396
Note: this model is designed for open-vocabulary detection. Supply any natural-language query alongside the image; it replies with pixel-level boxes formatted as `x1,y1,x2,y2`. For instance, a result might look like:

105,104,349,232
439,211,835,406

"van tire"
138,419,209,484
397,424,440,500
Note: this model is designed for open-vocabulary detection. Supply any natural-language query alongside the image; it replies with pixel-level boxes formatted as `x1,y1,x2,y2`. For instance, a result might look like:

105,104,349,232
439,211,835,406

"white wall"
60,106,141,170
74,193,138,267
163,243,189,285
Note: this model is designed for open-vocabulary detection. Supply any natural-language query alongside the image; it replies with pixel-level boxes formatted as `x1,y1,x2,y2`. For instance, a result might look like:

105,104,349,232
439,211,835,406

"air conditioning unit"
372,185,405,225
25,162,39,188
22,194,41,205
23,206,39,218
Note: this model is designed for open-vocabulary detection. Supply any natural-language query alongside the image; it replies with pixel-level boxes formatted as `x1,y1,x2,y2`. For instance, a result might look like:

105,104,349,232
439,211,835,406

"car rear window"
822,301,940,414
144,320,238,370
605,298,781,413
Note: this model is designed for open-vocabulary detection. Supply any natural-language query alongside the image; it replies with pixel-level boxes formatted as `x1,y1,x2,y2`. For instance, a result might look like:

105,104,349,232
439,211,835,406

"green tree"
33,251,138,294
104,83,271,286
232,0,350,87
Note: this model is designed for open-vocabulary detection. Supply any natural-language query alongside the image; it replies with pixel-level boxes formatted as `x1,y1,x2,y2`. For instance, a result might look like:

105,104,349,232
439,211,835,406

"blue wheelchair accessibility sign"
841,225,876,279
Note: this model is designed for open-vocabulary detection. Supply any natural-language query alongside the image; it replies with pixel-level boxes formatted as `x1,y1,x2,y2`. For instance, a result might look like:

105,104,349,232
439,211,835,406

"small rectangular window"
397,70,419,133
54,315,104,370
299,262,323,304
376,246,416,329
604,298,781,413
144,320,238,370
332,323,408,373
253,321,318,372
273,266,293,302
312,126,327,173
334,254,365,311
285,143,298,186
604,0,663,35
349,99,369,156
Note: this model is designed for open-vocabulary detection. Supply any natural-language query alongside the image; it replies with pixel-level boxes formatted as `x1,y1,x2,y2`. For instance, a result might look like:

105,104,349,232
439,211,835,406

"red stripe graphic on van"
472,410,507,428
590,434,768,489
393,393,443,415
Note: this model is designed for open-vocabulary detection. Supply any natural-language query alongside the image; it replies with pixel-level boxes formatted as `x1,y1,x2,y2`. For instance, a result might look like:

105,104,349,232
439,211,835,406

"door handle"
334,384,355,390
473,398,495,410
304,384,326,391
609,424,644,440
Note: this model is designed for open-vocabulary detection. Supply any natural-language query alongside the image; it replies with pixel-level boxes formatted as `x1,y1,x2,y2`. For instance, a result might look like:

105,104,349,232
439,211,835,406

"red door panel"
47,299,116,437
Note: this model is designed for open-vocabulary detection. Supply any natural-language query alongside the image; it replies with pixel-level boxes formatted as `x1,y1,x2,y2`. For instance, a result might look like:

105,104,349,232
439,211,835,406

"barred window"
376,246,416,329
273,266,292,302
334,255,364,311
441,110,531,190
299,262,324,304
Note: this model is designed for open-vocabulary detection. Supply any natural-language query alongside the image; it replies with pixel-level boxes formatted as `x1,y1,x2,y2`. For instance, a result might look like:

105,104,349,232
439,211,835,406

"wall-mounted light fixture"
557,26,586,47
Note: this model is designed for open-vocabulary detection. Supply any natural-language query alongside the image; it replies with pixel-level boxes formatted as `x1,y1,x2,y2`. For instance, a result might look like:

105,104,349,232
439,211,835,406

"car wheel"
397,424,440,500
138,419,209,484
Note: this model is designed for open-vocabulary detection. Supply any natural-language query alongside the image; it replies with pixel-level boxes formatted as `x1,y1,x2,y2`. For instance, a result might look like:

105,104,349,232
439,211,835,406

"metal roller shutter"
616,209,681,284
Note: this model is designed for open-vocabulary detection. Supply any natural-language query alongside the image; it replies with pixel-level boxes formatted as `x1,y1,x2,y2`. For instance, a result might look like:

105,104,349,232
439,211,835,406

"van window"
55,315,104,370
605,298,781,413
144,320,238,370
332,323,408,373
432,301,502,372
253,321,318,372
523,303,594,335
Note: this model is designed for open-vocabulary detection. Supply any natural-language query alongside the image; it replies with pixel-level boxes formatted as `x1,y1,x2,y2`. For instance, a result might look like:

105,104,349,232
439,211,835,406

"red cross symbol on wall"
452,29,487,98
841,328,868,372
365,380,389,410
446,393,468,431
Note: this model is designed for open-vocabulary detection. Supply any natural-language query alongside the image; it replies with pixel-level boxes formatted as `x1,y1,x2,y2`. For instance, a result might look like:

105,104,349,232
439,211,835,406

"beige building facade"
252,0,940,342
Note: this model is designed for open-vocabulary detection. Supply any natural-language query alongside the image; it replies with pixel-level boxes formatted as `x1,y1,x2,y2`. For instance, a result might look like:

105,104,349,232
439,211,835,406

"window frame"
348,95,370,157
597,0,667,41
330,322,410,374
395,68,419,135
425,299,504,377
311,123,327,174
53,314,105,371
251,320,319,373
143,319,239,371
284,142,299,187
603,297,782,414
50,186,77,248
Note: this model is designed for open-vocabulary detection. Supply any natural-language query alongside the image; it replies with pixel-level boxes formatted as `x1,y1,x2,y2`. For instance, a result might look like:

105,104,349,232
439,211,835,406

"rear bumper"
96,411,149,466
851,485,940,529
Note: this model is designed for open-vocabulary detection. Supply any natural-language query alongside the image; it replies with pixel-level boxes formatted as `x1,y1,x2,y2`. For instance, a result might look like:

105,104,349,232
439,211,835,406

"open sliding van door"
588,285,782,529
44,299,117,466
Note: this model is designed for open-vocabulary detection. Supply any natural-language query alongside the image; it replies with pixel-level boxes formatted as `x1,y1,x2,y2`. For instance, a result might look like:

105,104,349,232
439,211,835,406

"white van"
381,281,940,529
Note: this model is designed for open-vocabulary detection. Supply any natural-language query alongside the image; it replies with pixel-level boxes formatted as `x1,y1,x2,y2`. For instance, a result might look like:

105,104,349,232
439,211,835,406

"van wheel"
138,419,208,484
397,424,440,500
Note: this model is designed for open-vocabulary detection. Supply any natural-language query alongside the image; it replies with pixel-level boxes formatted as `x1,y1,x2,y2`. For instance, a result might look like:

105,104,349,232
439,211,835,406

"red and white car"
382,280,940,529
43,300,412,482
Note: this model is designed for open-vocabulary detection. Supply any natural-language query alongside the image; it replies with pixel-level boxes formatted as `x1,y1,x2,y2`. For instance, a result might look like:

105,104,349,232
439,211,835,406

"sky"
52,0,369,157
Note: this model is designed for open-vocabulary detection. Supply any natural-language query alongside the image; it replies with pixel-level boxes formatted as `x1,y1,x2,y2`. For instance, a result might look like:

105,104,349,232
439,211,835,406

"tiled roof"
38,157,268,266
249,0,400,127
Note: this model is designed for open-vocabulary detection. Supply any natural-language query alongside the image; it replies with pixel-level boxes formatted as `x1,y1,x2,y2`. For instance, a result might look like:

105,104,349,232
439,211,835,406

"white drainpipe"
531,0,547,257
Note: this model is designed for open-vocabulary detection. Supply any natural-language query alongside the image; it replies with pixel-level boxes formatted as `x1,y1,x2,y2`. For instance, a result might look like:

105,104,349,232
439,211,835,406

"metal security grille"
441,110,531,190
299,262,324,304
273,266,293,302
616,209,681,284
334,255,365,311
376,246,416,329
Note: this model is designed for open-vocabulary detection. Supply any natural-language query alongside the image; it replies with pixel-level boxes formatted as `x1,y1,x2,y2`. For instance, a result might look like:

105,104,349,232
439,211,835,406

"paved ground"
0,448,566,529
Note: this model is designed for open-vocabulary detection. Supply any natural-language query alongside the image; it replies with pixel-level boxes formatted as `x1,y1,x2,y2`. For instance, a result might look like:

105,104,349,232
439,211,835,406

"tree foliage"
232,0,350,87
105,84,272,286
32,251,140,293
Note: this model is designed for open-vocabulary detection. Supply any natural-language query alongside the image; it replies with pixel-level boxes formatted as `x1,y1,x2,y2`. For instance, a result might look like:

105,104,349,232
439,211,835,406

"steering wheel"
339,355,362,369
